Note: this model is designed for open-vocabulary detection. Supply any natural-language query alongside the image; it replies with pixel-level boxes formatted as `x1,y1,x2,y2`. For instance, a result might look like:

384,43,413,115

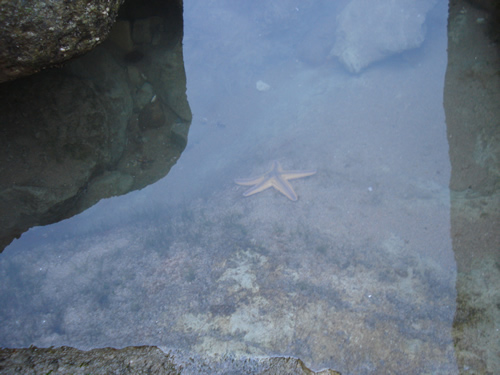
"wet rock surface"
0,346,339,375
0,0,125,82
0,0,191,252
446,0,500,373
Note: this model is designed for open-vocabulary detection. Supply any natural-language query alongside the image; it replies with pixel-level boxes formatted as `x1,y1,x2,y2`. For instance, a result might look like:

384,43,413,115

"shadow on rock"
0,0,192,252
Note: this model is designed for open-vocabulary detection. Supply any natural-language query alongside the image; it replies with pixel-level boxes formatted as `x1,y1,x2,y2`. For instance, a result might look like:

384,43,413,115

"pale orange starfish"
234,160,316,201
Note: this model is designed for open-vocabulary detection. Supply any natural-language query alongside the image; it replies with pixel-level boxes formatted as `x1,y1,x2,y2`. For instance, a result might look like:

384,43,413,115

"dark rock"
0,0,125,82
0,346,340,375
446,0,500,373
445,0,500,194
125,49,146,63
0,0,192,252
0,346,179,375
138,96,167,130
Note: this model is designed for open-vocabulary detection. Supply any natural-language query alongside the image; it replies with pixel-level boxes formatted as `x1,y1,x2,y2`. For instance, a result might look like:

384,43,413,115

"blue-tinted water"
0,1,463,373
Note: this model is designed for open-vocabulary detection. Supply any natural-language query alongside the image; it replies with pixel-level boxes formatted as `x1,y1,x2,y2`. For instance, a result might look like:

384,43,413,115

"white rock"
256,80,271,91
330,0,437,73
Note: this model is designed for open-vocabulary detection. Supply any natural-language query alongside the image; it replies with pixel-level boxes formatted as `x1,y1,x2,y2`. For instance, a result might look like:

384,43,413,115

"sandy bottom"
0,5,463,374
0,70,457,375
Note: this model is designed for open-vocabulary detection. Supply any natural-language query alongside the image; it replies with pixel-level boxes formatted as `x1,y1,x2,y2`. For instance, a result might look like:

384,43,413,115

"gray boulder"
0,0,124,82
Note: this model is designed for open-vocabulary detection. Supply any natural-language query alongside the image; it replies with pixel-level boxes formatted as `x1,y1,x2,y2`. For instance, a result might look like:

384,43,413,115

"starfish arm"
272,177,298,201
281,170,317,180
241,180,274,197
234,175,266,186
234,161,316,200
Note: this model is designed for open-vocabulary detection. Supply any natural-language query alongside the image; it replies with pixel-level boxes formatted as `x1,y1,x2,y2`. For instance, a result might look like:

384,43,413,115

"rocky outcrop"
446,0,500,373
0,346,340,375
0,0,125,83
0,0,191,252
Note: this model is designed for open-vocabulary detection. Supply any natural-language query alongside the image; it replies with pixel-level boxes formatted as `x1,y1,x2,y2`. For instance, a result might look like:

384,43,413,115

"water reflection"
1,0,498,374
0,0,191,252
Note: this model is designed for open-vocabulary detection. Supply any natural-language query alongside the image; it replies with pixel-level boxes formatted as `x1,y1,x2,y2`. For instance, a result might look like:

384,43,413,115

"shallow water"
1,1,494,374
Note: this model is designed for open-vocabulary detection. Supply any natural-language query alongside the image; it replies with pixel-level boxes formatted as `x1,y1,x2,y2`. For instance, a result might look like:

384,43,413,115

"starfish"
234,160,316,201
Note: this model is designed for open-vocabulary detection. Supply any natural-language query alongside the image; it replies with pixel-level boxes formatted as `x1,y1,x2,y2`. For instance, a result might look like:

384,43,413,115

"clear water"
0,1,464,373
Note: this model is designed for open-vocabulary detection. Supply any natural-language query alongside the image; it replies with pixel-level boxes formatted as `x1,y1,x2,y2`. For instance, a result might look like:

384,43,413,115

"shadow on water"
0,0,191,252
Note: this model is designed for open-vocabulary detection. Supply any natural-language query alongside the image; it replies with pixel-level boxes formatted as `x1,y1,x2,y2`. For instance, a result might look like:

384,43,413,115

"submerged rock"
0,0,191,252
0,346,340,375
330,0,437,73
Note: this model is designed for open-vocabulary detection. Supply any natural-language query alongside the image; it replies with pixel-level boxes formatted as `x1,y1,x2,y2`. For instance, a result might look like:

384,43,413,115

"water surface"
0,1,459,374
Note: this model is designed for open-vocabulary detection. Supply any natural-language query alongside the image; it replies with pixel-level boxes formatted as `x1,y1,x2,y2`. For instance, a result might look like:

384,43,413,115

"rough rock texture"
446,1,500,195
0,346,339,375
0,0,191,252
445,0,500,373
330,0,437,73
0,0,125,82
